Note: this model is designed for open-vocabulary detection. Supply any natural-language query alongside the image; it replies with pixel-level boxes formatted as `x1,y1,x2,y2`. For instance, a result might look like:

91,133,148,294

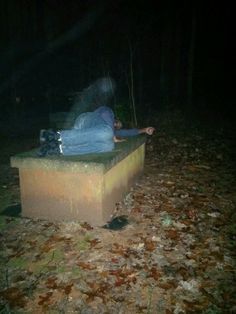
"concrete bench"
11,136,146,226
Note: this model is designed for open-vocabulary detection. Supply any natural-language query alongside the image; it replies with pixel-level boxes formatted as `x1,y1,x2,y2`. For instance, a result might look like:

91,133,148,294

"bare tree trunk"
172,10,182,107
159,22,172,109
128,40,137,127
187,6,196,107
137,57,143,112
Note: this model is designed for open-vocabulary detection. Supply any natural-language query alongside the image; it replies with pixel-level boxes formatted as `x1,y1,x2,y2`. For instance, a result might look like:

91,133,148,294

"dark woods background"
0,0,234,134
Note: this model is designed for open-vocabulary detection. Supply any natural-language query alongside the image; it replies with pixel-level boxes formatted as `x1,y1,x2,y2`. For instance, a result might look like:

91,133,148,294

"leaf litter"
0,122,236,313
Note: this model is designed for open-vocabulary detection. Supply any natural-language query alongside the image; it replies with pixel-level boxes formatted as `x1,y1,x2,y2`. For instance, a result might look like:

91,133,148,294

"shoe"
38,139,62,157
38,129,62,157
40,129,60,144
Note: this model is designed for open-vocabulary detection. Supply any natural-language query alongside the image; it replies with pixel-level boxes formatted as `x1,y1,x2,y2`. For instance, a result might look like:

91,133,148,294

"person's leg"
39,112,97,144
60,124,114,155
38,111,114,156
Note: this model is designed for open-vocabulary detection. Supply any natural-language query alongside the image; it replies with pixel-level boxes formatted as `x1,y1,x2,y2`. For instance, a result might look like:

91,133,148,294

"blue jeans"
60,112,114,155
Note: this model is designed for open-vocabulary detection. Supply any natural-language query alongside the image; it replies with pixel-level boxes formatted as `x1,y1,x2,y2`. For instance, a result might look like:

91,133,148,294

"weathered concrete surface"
11,136,146,226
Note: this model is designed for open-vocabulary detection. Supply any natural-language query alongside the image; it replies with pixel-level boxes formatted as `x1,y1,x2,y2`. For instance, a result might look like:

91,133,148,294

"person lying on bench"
38,106,155,156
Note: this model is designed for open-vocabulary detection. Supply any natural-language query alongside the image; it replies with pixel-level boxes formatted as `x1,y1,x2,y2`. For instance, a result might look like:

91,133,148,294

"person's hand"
113,136,127,143
144,127,155,135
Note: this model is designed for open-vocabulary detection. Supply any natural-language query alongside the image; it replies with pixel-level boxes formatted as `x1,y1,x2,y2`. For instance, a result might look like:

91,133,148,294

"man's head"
114,119,123,129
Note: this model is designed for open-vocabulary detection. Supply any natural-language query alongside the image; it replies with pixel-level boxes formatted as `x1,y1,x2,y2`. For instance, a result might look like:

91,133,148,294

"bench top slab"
11,135,146,173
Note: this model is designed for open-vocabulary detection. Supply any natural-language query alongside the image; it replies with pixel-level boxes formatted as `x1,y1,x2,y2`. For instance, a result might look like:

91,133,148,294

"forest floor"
0,113,236,314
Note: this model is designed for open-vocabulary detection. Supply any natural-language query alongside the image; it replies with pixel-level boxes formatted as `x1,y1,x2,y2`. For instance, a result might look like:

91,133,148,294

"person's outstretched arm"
115,127,155,137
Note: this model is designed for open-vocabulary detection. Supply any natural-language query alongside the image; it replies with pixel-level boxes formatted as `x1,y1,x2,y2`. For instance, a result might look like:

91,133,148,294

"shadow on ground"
0,204,21,218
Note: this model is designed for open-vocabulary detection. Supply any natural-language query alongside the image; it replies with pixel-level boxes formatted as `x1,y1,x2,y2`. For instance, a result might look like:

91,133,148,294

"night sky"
0,0,234,130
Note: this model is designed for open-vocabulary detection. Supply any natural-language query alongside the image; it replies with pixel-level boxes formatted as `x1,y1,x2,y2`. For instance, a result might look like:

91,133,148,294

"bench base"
11,137,146,226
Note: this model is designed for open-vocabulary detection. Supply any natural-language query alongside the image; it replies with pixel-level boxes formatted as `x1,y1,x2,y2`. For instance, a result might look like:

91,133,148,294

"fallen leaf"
81,222,93,230
143,238,157,251
45,277,58,289
38,291,53,306
77,261,97,270
166,229,179,240
62,283,73,295
147,266,161,281
88,238,101,248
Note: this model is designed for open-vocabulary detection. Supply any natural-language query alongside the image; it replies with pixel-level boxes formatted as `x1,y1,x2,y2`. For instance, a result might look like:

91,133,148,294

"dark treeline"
0,0,233,130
